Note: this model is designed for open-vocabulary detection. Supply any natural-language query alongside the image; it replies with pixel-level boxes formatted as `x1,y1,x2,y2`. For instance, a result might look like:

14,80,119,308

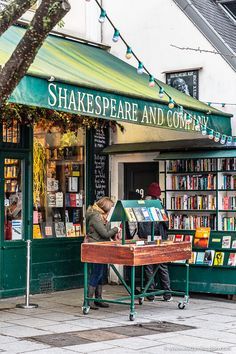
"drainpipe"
100,0,103,43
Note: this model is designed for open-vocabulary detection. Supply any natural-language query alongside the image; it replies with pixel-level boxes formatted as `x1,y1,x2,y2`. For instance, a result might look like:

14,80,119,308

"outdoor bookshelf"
157,153,236,295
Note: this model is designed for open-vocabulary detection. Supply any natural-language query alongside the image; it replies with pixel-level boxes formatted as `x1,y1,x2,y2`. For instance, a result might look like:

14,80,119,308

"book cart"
157,151,236,295
81,200,192,321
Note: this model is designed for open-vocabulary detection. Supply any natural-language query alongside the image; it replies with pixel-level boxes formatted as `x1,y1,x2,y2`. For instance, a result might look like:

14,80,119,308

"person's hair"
128,191,141,200
96,197,114,213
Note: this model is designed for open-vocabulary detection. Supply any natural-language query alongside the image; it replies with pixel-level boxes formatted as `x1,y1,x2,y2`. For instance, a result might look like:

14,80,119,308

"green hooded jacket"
86,206,118,242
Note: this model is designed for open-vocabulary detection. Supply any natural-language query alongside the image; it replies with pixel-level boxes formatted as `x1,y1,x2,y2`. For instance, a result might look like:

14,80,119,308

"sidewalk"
0,285,236,354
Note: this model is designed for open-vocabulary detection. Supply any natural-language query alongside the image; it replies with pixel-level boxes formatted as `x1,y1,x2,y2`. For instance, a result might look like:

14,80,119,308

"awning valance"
0,25,232,135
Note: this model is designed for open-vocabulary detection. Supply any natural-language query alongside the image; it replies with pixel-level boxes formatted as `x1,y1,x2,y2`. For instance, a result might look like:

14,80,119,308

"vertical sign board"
89,128,109,204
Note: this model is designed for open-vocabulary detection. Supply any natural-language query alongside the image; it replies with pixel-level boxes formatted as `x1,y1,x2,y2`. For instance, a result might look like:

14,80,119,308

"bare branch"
0,0,38,36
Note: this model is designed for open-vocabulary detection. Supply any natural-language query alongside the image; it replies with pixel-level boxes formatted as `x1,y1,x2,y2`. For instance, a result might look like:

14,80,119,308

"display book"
170,227,236,267
33,158,83,239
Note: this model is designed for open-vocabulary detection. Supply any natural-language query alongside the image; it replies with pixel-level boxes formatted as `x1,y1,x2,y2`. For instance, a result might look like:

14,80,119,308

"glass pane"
33,128,85,239
3,120,20,143
4,159,23,241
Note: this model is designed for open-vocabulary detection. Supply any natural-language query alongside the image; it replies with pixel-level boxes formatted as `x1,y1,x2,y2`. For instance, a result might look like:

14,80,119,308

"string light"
91,0,233,145
168,98,175,109
149,75,155,87
126,47,132,59
137,62,144,75
112,29,120,42
98,9,106,23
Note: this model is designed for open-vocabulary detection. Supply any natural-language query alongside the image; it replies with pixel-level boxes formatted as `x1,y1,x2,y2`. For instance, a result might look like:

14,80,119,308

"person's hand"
115,228,122,241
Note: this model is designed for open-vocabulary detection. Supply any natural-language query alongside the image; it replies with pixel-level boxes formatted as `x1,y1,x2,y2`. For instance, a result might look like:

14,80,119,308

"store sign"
10,75,232,135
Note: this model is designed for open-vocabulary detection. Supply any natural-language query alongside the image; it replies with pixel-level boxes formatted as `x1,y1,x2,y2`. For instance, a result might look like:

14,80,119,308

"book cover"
44,223,54,238
141,207,152,221
214,252,225,266
133,208,145,222
124,208,137,222
185,235,193,243
65,193,70,207
232,240,236,249
228,253,236,266
72,209,81,224
148,207,160,221
203,250,215,266
74,224,81,237
189,251,197,264
70,193,77,207
168,234,175,242
33,224,42,239
160,209,168,221
76,193,83,207
47,192,56,207
11,220,22,240
196,251,205,264
222,235,231,249
155,208,163,221
55,222,66,237
194,227,211,248
175,234,184,242
56,192,63,208
68,177,78,192
66,222,76,237
33,210,39,224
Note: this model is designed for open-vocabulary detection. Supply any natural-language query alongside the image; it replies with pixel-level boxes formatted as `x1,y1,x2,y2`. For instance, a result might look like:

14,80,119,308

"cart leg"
178,262,190,310
82,262,90,314
129,266,136,321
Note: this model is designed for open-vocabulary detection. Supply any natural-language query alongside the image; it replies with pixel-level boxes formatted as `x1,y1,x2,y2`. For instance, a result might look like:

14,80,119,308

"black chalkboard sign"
87,128,109,204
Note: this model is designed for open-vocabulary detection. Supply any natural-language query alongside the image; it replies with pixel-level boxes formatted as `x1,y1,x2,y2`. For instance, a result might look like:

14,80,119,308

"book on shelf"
232,240,236,249
169,214,216,230
196,252,205,264
167,234,175,242
189,251,197,264
33,224,42,239
133,208,145,222
76,193,83,207
55,222,66,237
56,192,63,208
33,210,39,224
74,224,81,237
11,220,22,240
214,252,225,266
148,207,160,221
47,178,59,192
40,222,54,238
47,192,56,207
141,207,152,221
194,227,211,248
66,222,76,237
72,209,81,224
228,253,236,266
184,235,193,243
203,250,215,266
68,177,78,192
160,209,168,221
70,193,77,207
222,216,236,231
222,236,231,249
124,208,137,222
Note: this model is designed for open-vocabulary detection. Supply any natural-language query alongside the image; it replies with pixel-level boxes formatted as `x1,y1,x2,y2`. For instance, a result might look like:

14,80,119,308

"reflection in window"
33,128,85,239
3,120,20,143
4,159,23,241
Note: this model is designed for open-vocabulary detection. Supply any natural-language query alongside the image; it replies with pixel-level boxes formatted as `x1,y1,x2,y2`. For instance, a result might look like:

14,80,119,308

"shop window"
4,159,23,241
33,128,85,239
3,120,20,144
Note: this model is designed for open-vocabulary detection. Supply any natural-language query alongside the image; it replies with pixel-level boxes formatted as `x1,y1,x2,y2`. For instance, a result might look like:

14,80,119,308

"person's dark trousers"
157,264,172,300
89,263,106,287
144,264,155,300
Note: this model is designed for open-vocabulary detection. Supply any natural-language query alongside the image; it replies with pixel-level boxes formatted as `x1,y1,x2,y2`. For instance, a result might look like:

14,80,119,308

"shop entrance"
124,162,159,199
0,151,31,298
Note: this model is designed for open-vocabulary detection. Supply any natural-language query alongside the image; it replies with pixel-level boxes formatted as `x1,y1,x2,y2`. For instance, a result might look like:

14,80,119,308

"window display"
33,129,85,239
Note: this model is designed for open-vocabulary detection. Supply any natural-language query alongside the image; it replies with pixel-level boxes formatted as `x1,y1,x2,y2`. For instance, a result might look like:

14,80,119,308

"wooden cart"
82,200,192,321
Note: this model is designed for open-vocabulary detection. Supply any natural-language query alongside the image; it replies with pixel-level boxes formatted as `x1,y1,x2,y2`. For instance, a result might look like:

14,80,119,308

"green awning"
0,25,232,135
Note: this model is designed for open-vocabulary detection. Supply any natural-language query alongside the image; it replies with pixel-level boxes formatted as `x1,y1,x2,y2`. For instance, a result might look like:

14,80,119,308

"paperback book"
203,250,215,266
66,222,76,237
228,253,236,266
141,207,152,221
124,208,137,222
196,252,205,264
148,207,160,221
222,235,231,249
214,252,225,266
175,234,184,242
133,208,145,222
194,227,211,248
189,252,197,264
33,224,42,239
232,240,236,249
54,222,66,237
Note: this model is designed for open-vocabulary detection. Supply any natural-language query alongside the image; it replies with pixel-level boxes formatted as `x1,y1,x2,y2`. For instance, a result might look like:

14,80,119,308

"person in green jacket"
86,196,120,310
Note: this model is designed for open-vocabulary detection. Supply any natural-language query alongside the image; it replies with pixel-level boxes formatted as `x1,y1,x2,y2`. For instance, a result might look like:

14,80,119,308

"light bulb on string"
201,125,207,135
137,62,144,74
227,136,232,145
149,75,155,87
98,9,106,23
126,47,132,59
208,129,214,139
168,98,175,109
159,87,165,98
185,113,192,125
214,132,221,143
220,134,226,144
112,29,120,42
178,106,184,118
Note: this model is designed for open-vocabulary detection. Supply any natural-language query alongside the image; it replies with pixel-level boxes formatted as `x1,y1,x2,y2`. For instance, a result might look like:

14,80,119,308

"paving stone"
0,339,50,353
27,332,92,347
76,329,128,341
64,341,118,352
102,336,161,350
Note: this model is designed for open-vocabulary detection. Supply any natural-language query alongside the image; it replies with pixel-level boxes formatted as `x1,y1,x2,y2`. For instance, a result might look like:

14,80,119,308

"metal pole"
16,240,38,309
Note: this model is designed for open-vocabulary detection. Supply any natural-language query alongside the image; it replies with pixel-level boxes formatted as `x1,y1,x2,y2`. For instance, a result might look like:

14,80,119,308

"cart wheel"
178,302,185,310
82,306,90,315
138,297,144,305
129,313,135,321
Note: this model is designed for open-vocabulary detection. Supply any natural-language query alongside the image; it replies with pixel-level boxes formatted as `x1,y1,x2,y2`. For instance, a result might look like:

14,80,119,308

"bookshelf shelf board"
218,189,236,192
171,263,236,269
170,229,217,232
193,248,236,252
219,170,236,173
166,189,216,192
167,209,217,213
166,171,217,175
4,177,18,179
219,210,236,212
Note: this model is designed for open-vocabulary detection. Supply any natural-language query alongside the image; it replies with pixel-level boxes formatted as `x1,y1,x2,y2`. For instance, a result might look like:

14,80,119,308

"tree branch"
0,0,38,36
0,0,71,106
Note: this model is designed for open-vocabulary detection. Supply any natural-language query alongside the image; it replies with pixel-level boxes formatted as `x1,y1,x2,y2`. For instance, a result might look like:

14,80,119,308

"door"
0,152,31,296
124,162,159,199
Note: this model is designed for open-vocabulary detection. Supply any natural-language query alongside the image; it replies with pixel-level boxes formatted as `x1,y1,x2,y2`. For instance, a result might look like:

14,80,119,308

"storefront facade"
0,25,232,298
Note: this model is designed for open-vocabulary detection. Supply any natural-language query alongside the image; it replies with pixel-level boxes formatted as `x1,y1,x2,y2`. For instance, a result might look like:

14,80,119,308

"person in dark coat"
138,182,172,301
86,197,120,309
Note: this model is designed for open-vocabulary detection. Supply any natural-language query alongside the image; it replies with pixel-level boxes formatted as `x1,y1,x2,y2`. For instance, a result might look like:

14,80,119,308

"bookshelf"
158,156,236,295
